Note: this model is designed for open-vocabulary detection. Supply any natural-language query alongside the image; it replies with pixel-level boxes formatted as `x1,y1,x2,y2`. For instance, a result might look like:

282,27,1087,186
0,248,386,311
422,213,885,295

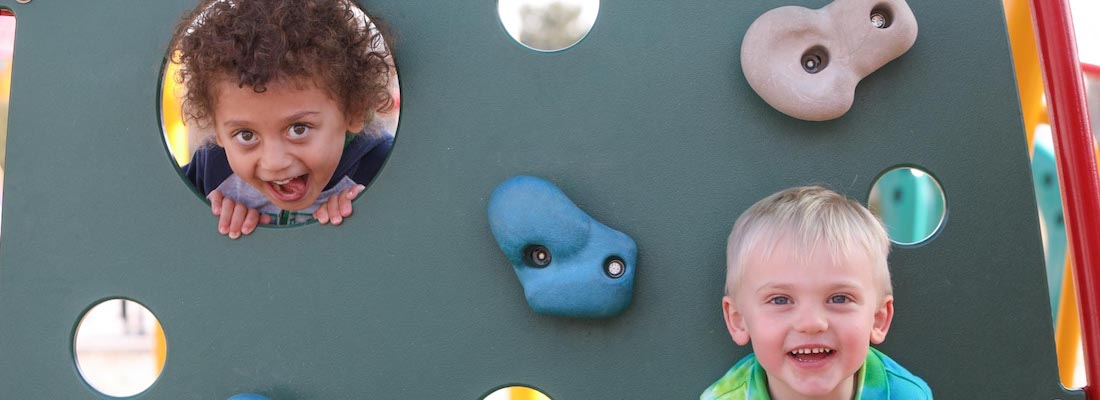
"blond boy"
702,186,932,400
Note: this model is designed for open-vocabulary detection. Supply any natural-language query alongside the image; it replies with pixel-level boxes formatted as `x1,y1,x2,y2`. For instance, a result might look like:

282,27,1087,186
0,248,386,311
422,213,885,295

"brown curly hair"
169,0,394,129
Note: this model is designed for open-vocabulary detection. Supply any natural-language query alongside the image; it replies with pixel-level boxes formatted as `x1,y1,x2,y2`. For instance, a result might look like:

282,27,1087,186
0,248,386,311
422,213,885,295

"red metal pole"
1031,0,1100,396
1085,63,1100,78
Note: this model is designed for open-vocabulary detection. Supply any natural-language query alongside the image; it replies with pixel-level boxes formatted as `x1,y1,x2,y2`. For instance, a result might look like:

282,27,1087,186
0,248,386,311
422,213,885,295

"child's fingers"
346,184,365,199
314,204,330,224
242,208,260,235
259,213,272,225
327,195,343,225
228,202,248,239
339,189,353,217
218,197,236,235
208,190,224,216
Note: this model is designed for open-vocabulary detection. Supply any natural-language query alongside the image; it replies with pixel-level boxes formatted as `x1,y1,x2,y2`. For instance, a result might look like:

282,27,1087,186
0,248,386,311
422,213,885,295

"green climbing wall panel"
0,0,1079,398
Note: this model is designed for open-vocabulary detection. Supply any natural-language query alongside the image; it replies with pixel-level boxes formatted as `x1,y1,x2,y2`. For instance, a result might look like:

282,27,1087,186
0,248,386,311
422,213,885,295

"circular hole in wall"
74,298,166,397
159,0,400,227
484,385,552,400
498,0,599,52
869,166,946,246
0,13,17,238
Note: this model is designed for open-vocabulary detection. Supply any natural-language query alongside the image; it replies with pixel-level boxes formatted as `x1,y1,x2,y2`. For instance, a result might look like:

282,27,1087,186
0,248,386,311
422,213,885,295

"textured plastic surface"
488,176,637,318
0,0,1079,398
741,0,918,121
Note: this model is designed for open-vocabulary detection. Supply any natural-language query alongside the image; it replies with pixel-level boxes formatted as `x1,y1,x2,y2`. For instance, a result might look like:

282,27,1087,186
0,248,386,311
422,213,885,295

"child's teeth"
791,348,832,355
273,179,291,185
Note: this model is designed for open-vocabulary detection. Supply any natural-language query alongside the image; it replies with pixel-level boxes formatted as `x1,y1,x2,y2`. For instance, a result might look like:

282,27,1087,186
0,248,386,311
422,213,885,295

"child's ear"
870,294,894,344
723,295,751,346
345,111,367,134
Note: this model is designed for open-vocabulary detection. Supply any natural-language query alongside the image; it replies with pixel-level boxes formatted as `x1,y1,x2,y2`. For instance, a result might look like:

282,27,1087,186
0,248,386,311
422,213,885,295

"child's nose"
793,305,828,333
258,141,293,172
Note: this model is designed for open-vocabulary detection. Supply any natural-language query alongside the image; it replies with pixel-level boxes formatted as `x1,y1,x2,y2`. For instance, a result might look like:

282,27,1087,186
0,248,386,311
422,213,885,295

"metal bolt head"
525,245,552,267
802,54,822,73
605,258,625,278
871,11,888,28
800,46,829,74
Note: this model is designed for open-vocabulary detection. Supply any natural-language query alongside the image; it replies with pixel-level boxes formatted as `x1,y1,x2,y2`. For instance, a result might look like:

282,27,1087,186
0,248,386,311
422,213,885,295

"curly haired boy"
171,0,395,238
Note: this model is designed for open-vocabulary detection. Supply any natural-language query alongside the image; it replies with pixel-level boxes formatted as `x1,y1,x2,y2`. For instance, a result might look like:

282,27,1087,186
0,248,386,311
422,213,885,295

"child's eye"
233,130,257,145
828,295,852,304
768,296,791,305
288,124,310,138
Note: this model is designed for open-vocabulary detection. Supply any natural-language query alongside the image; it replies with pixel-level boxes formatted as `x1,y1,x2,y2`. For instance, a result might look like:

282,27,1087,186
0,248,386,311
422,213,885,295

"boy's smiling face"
211,78,364,211
723,237,893,400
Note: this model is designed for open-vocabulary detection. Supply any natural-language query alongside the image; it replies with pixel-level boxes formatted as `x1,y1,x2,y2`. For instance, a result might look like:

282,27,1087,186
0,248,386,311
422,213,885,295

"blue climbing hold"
488,176,638,318
228,394,271,400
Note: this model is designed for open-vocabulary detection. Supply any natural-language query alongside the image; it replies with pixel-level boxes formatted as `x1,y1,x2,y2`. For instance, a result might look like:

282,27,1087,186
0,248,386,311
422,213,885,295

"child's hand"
208,189,272,239
314,184,366,226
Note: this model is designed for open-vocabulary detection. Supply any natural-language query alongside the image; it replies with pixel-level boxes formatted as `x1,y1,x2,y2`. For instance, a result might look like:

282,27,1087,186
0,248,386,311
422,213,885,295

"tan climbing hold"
741,0,918,121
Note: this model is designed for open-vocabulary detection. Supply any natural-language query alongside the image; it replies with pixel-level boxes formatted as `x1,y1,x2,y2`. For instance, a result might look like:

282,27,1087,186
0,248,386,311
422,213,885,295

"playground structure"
0,0,1100,398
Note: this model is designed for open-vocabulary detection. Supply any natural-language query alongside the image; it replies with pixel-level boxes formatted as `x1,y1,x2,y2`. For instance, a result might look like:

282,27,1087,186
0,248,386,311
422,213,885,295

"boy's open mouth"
267,174,309,202
789,347,835,363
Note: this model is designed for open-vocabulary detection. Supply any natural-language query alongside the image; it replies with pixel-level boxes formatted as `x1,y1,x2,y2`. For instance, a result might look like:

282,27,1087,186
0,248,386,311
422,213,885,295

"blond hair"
725,186,892,296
